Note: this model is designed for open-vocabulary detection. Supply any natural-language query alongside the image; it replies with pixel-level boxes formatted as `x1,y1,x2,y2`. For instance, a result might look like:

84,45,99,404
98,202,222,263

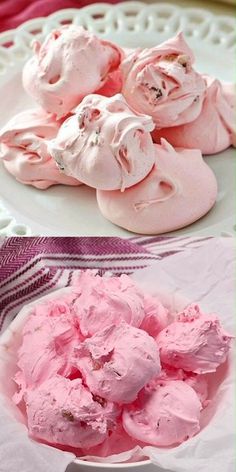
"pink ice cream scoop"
97,139,217,234
73,271,146,336
153,76,236,154
74,322,161,404
14,299,81,402
157,304,233,374
122,380,202,446
0,109,80,189
121,32,206,128
22,26,122,118
26,375,120,449
48,93,155,191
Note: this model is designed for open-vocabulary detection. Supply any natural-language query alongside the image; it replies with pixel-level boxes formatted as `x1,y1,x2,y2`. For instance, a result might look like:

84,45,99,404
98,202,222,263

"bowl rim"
74,458,152,468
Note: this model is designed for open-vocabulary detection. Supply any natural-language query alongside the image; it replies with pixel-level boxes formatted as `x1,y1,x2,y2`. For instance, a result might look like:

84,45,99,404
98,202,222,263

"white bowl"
0,286,184,471
69,460,160,472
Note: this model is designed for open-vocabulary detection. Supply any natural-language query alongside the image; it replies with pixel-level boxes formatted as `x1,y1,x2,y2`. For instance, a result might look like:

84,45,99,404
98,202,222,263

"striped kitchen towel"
0,235,213,333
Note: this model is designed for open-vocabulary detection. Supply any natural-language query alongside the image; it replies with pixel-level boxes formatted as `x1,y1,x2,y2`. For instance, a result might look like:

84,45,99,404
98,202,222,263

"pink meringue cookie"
74,322,161,404
23,26,122,118
157,304,233,374
14,299,81,403
123,380,202,446
26,375,120,449
0,109,80,189
97,139,217,234
121,32,206,128
73,271,146,337
49,94,155,191
153,76,236,154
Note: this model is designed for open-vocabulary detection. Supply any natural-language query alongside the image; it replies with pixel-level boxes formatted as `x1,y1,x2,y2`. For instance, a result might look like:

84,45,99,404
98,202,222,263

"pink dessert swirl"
49,94,155,191
121,32,206,128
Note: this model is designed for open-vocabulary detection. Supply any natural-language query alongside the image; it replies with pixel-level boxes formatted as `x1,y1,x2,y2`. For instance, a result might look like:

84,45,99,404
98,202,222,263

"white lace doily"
0,2,235,236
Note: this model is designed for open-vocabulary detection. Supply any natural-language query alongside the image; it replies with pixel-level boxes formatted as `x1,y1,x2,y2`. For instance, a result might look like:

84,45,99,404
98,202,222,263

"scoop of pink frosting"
74,322,161,404
0,109,80,189
97,139,217,234
123,380,202,446
13,299,82,403
153,76,236,154
73,271,145,336
49,94,155,190
22,26,122,118
157,304,234,373
26,375,120,449
121,32,206,128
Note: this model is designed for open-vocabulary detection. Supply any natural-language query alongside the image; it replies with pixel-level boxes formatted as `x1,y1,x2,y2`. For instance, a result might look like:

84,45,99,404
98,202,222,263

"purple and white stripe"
0,236,213,333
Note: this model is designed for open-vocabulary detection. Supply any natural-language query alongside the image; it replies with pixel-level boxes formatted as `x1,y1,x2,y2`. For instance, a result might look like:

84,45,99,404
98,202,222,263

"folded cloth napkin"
0,236,162,333
0,235,214,334
0,0,121,33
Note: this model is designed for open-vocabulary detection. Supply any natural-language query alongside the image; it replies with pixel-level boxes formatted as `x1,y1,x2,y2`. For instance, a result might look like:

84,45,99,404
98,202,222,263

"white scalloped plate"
0,1,235,236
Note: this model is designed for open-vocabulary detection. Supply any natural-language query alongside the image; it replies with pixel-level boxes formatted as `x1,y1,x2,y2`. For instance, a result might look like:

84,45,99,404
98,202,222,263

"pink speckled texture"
97,140,217,234
48,94,155,191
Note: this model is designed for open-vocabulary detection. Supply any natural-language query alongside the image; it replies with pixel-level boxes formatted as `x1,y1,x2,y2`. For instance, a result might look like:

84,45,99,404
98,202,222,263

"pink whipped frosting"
26,375,120,449
13,299,81,403
23,26,122,118
73,271,168,337
73,271,157,336
122,380,202,446
12,270,233,454
121,32,206,128
49,94,155,191
75,322,161,404
153,76,236,154
0,109,80,189
97,139,217,234
157,304,233,373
